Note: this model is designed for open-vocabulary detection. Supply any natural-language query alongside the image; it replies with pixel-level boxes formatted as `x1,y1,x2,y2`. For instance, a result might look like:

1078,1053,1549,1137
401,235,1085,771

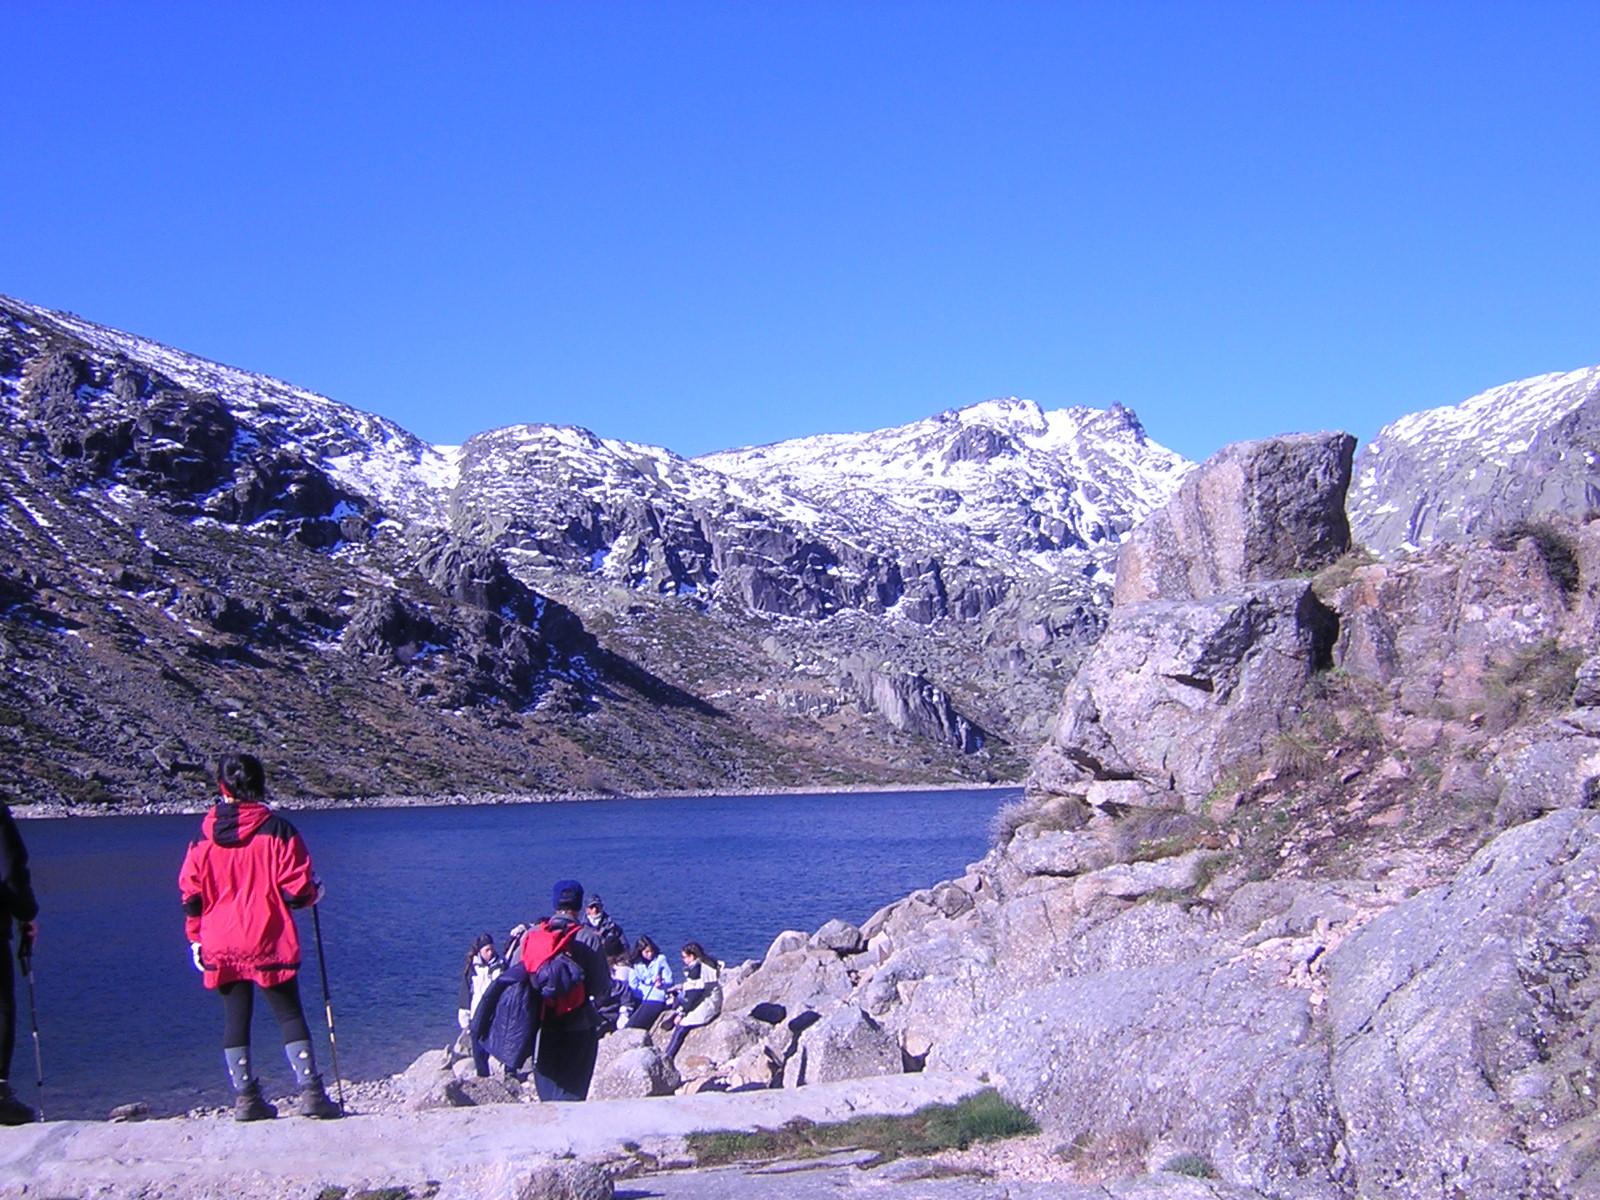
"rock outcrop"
656,443,1600,1198
1031,434,1350,809
1348,365,1600,554
1113,432,1354,607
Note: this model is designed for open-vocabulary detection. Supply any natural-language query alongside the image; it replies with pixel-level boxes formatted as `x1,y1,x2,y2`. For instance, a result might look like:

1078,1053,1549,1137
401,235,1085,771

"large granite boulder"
934,954,1343,1196
588,1029,680,1099
783,1004,902,1086
1326,809,1600,1200
722,948,856,1016
1031,581,1338,807
1114,433,1355,607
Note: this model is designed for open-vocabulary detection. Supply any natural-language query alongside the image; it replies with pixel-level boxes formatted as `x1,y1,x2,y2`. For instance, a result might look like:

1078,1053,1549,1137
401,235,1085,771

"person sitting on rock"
592,949,634,1033
178,753,341,1121
624,935,673,1030
664,942,722,1062
456,932,504,1074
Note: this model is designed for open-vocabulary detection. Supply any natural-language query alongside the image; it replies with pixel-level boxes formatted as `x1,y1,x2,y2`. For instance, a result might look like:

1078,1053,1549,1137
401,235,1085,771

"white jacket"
680,961,722,1028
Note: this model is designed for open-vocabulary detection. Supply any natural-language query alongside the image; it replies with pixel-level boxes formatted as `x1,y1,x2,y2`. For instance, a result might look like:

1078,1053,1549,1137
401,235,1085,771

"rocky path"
0,1072,988,1200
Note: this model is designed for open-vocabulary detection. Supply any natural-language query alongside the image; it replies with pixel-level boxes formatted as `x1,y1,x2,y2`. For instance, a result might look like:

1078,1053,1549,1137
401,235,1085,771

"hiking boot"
0,1084,36,1126
296,1076,342,1119
232,1081,277,1122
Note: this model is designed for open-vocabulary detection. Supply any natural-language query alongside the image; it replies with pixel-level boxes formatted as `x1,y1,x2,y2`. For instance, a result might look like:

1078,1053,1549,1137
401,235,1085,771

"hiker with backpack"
663,941,723,1062
178,753,341,1121
624,935,674,1030
473,879,610,1099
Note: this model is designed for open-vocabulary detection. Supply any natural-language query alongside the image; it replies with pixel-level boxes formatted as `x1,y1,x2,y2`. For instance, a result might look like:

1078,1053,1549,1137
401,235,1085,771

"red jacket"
179,801,318,989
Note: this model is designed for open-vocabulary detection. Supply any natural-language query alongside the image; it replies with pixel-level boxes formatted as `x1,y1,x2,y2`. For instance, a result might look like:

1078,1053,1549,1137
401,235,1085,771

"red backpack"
520,920,588,1018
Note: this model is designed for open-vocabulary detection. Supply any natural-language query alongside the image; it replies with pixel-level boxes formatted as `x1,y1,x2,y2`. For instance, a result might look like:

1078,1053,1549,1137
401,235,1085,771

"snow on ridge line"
3,294,464,520
1373,365,1600,454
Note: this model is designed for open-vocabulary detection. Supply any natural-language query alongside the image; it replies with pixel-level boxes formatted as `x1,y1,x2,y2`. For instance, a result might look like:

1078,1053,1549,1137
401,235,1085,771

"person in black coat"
0,802,39,1125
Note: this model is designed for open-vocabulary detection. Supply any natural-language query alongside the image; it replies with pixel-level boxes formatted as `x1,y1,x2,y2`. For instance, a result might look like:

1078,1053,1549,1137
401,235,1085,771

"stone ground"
0,1071,1270,1200
0,1072,977,1199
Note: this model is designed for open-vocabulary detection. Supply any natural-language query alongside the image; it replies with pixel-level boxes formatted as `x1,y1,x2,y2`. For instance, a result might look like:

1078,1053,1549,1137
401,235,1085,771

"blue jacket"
628,954,674,1004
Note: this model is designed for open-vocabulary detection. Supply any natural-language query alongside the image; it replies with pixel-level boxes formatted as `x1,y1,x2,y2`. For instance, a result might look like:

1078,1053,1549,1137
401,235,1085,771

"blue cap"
552,879,584,911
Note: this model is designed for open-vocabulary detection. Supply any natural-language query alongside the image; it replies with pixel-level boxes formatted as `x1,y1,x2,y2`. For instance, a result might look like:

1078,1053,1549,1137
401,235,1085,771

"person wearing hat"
583,894,626,958
523,879,610,1101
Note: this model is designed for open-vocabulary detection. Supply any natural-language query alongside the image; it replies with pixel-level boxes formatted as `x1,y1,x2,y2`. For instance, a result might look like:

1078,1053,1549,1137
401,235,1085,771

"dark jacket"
587,911,626,957
0,804,38,940
534,913,612,1033
474,963,536,1069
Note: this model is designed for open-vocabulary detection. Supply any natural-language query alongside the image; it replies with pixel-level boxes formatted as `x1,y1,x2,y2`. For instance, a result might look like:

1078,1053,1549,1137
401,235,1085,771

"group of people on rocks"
0,750,732,1126
454,887,724,1098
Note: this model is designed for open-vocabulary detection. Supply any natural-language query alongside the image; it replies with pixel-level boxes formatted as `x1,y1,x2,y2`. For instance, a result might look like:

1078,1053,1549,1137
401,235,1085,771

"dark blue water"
14,788,1011,1119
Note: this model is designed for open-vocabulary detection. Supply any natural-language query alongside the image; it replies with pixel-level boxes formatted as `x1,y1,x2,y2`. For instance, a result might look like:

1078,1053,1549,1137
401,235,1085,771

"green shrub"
1484,639,1584,730
687,1089,1037,1166
1492,520,1581,597
921,1089,1039,1149
1311,547,1376,600
1163,1153,1217,1178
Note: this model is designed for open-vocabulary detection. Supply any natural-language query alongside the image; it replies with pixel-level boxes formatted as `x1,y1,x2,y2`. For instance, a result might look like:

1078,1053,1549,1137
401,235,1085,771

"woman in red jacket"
179,753,340,1121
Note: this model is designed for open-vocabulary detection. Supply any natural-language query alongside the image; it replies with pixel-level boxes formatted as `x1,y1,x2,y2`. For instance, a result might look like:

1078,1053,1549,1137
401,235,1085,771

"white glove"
190,942,206,973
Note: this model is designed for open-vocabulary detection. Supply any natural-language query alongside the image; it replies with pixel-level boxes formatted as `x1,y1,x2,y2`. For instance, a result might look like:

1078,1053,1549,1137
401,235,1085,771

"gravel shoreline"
12,779,1021,820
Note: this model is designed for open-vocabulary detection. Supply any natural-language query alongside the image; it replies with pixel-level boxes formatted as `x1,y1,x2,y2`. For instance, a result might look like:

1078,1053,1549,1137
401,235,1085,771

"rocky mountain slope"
612,434,1600,1199
1349,364,1600,553
0,294,1190,804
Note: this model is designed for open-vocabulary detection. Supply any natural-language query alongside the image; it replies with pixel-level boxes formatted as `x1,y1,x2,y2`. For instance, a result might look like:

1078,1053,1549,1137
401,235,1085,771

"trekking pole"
17,930,43,1120
309,904,347,1114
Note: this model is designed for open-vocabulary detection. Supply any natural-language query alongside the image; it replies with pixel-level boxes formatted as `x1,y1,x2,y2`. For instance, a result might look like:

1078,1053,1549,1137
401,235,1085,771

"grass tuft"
686,1089,1038,1166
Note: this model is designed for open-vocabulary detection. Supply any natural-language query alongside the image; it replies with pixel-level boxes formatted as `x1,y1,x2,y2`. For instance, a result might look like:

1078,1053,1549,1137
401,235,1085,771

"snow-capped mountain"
0,292,1200,804
1349,366,1600,552
698,397,1191,569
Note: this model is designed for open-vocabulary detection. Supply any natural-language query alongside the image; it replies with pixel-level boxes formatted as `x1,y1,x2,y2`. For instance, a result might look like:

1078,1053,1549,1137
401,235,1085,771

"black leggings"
219,978,312,1048
0,943,13,1080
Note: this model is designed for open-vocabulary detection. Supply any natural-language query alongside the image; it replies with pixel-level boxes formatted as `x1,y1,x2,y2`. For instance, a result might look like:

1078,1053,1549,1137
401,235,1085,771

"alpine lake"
18,786,1015,1119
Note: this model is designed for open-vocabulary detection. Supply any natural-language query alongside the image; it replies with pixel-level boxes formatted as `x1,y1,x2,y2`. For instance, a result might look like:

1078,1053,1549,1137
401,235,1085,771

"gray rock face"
1326,810,1600,1200
1113,433,1355,607
724,949,855,1017
1330,533,1577,715
1349,366,1600,554
511,1161,614,1200
784,1005,901,1086
1491,713,1600,827
1031,581,1338,806
809,919,866,955
589,1029,681,1099
934,958,1345,1197
840,661,987,752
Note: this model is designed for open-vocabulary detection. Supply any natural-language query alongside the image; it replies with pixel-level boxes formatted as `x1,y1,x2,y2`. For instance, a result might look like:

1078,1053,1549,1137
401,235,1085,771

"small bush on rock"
686,1088,1037,1166
1162,1153,1216,1178
1485,639,1585,730
1492,519,1581,597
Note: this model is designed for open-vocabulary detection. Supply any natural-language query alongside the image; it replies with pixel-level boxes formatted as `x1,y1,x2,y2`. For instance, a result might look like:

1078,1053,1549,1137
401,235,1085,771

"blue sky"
4,3,1597,462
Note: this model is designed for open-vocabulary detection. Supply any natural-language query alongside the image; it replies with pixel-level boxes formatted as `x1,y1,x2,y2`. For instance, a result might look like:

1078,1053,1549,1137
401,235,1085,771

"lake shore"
10,777,1023,820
